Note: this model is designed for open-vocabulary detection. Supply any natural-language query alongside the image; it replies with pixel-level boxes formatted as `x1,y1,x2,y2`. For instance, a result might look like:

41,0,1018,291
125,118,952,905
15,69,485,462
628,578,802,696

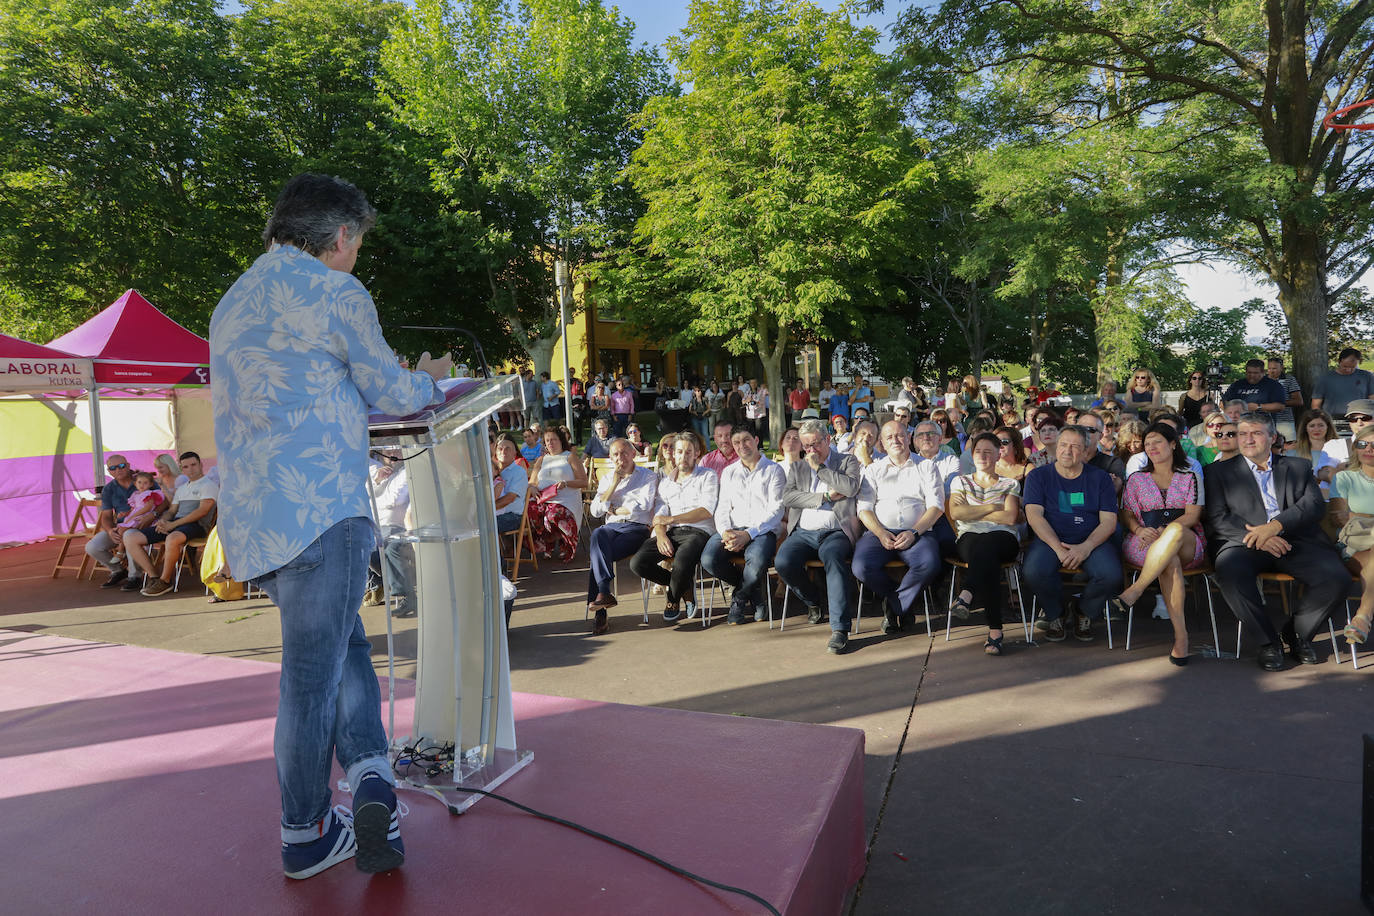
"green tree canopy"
607,0,929,443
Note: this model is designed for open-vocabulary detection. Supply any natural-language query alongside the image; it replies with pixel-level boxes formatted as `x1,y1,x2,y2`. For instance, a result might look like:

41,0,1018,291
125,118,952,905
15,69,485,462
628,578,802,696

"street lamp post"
554,259,574,436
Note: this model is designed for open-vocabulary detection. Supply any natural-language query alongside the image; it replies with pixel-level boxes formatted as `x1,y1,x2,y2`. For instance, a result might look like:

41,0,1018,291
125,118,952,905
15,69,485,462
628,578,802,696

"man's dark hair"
1340,347,1363,362
1267,356,1284,367
178,451,201,463
729,423,757,440
713,418,734,433
262,173,377,255
1245,358,1265,370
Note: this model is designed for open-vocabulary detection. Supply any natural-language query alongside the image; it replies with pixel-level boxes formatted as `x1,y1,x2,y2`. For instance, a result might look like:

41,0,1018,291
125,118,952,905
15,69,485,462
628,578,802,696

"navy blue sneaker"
352,773,405,874
282,806,356,879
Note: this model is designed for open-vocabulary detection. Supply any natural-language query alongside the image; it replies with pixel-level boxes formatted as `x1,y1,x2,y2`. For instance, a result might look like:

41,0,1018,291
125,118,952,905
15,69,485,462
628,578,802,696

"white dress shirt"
653,465,719,534
1243,456,1281,521
914,451,961,497
590,465,658,526
715,456,785,538
798,466,841,531
857,456,944,531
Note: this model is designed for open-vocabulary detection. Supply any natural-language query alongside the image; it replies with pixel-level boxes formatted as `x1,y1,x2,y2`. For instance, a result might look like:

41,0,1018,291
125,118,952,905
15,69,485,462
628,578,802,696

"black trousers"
1212,540,1347,644
629,527,710,603
954,530,1021,629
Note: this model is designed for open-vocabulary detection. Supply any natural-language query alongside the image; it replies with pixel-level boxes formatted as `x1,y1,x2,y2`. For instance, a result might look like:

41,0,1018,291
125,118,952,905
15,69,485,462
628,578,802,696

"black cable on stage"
451,787,781,916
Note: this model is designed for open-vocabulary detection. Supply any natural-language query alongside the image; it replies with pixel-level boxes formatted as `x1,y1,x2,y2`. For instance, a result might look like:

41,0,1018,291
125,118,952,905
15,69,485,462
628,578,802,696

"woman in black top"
1176,370,1211,428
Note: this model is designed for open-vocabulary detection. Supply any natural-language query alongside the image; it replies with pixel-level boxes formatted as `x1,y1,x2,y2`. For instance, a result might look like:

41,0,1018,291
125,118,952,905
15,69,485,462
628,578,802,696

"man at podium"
210,174,449,880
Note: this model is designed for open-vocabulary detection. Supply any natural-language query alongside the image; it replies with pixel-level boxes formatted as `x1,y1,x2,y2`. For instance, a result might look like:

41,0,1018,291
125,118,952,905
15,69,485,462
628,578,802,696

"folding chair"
944,557,1030,643
854,559,933,636
1120,562,1222,655
51,497,100,579
499,495,538,583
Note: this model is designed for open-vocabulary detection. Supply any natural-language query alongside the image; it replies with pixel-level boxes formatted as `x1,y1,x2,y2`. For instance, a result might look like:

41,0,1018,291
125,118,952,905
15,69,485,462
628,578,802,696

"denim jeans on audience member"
775,527,854,633
701,530,778,609
252,516,394,842
1022,537,1122,623
368,524,415,603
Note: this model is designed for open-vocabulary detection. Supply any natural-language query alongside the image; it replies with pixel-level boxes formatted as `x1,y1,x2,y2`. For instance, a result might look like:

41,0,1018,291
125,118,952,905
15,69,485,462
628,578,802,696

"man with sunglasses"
88,455,138,587
1079,413,1125,497
1323,397,1374,465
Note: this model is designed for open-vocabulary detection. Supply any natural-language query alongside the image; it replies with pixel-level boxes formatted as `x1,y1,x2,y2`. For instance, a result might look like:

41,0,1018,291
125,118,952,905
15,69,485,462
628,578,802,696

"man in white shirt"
852,422,945,634
586,439,658,634
776,419,863,654
364,450,416,617
629,435,718,622
123,451,218,597
701,424,786,625
817,379,837,419
912,420,961,556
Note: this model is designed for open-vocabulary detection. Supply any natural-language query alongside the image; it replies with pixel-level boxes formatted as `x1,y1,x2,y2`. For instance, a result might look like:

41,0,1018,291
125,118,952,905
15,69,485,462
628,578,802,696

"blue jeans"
496,512,522,533
851,530,941,616
691,415,711,442
367,524,415,602
1022,537,1122,623
253,516,393,842
775,527,854,632
587,522,651,602
701,530,778,608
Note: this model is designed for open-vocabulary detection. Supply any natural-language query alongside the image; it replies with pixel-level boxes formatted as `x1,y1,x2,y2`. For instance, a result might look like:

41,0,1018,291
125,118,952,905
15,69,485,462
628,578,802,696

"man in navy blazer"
1203,412,1346,670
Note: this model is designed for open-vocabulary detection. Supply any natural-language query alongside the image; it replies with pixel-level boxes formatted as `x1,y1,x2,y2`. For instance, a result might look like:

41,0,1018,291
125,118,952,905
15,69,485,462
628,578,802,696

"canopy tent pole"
88,387,104,490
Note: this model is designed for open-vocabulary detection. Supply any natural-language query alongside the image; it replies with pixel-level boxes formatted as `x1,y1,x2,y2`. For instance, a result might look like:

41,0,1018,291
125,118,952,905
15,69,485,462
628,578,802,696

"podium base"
387,745,534,814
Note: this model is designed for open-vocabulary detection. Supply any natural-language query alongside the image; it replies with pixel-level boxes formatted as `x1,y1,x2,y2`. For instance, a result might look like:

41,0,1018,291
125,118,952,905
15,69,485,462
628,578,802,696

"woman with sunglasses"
1195,413,1231,464
930,408,961,456
1127,368,1163,411
1177,370,1212,428
1330,426,1374,645
1108,423,1206,665
993,424,1030,489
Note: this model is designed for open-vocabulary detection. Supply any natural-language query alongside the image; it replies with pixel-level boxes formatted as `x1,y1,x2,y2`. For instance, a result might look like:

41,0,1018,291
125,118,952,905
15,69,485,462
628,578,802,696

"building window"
639,350,663,389
597,349,630,381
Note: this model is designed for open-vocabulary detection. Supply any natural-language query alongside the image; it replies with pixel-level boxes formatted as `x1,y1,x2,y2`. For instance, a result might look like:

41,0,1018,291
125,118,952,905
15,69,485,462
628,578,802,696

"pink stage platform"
0,630,865,914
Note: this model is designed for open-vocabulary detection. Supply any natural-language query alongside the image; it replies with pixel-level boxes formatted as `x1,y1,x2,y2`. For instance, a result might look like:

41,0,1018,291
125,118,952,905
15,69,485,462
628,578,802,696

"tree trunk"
524,337,557,380
818,340,837,385
1094,229,1134,388
1028,288,1052,390
758,315,789,448
1277,226,1328,401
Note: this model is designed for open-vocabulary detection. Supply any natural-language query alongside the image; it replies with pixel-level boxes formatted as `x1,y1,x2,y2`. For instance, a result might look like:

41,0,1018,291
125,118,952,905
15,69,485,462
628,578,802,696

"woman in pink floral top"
1108,423,1206,665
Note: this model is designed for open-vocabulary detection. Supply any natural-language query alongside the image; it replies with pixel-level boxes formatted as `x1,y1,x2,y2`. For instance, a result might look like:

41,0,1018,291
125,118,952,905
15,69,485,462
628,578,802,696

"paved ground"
3,538,1371,914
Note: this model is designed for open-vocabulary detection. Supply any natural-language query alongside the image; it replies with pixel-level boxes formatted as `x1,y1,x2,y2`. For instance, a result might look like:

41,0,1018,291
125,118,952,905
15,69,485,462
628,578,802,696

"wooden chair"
855,559,934,636
500,495,538,583
1246,571,1346,664
51,497,100,579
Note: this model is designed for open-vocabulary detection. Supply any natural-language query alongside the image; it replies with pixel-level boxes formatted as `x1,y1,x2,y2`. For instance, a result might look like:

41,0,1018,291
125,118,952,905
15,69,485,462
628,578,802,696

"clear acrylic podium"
367,374,530,812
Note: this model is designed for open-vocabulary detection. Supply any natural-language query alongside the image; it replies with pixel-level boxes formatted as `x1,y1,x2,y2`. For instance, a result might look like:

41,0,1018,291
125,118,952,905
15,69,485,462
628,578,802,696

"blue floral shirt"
209,244,441,580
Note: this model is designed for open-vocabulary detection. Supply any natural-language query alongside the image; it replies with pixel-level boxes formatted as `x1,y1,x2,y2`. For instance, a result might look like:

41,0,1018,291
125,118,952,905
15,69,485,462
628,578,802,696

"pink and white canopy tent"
0,290,213,545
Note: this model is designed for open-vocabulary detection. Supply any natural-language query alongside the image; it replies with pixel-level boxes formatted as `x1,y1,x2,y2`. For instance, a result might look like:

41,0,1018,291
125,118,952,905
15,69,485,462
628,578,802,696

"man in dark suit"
776,418,862,654
1203,412,1347,670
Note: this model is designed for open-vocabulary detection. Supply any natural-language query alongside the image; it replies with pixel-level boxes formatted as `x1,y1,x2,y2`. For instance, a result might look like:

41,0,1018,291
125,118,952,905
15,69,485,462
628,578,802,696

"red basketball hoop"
1324,97,1374,131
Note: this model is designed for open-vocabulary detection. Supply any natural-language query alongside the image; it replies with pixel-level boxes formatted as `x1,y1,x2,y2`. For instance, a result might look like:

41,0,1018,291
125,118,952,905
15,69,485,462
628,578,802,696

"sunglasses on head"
106,463,128,471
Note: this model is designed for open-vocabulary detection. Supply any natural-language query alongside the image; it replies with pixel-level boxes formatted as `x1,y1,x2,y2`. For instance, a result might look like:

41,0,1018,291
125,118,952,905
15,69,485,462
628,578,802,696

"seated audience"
629,433,718,622
703,425,786,625
853,421,945,635
123,452,218,597
527,425,587,563
494,437,529,534
1115,418,1146,463
929,408,960,456
582,417,615,459
1029,413,1063,468
850,417,883,467
1330,425,1374,646
154,453,181,503
1109,423,1206,665
948,432,1024,656
520,424,545,463
830,413,854,452
777,426,804,468
585,439,658,634
1325,398,1374,463
89,455,138,588
700,419,740,474
993,424,1031,489
1023,428,1121,642
1079,412,1125,496
776,419,862,655
1090,380,1118,408
913,419,962,556
654,433,678,474
1203,412,1347,670
1124,415,1205,479
115,471,164,537
1287,408,1339,494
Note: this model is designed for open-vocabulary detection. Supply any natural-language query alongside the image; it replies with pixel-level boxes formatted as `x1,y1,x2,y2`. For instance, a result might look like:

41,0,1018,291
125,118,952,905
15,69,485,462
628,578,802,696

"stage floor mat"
0,630,865,914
